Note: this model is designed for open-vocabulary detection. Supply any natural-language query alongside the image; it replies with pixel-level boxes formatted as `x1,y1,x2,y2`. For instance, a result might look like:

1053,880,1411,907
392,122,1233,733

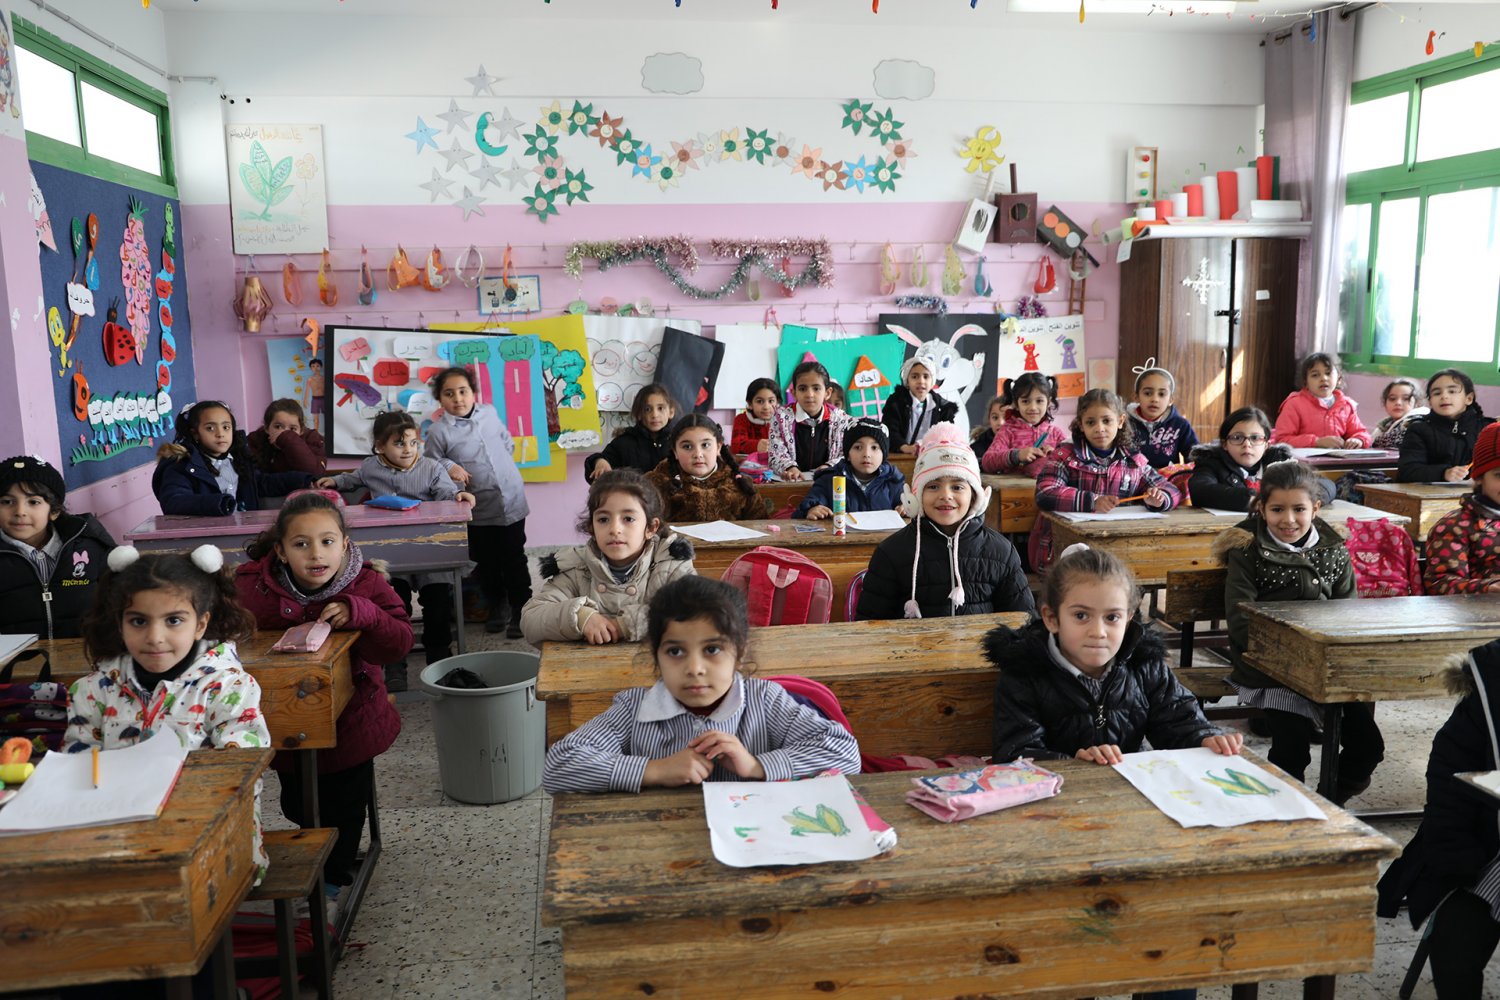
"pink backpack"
721,546,833,626
1344,517,1424,598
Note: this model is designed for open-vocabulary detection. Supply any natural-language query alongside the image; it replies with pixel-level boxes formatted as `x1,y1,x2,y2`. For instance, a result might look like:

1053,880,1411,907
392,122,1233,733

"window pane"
1372,197,1420,356
1416,186,1500,362
80,82,161,176
1337,202,1372,354
15,47,79,147
1345,92,1408,173
1418,69,1500,163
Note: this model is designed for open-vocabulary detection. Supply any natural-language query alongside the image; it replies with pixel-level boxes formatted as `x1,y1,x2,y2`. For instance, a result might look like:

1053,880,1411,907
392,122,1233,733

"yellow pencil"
845,512,859,526
91,746,99,789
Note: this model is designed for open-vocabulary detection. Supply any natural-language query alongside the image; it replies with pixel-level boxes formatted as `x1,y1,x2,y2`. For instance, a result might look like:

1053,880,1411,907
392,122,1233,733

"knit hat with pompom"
896,422,993,619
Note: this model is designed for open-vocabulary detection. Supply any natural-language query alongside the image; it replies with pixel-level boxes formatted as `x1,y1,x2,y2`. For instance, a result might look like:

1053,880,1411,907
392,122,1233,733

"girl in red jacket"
1270,352,1371,449
234,491,411,900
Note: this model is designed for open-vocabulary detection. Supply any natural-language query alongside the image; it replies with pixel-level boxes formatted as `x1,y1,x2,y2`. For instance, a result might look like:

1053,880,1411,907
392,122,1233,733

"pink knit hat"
897,422,993,619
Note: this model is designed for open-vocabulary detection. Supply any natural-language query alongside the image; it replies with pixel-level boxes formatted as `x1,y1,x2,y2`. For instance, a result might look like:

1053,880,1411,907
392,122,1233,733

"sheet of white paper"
1322,499,1403,522
1198,507,1248,517
1053,509,1168,522
1320,449,1388,457
1113,748,1326,828
0,633,38,667
0,731,191,833
703,775,885,867
844,509,907,532
1288,448,1333,458
674,520,769,543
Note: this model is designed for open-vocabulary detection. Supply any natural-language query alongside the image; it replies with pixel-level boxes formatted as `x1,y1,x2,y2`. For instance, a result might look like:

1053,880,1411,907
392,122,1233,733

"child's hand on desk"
805,504,832,520
1202,733,1244,756
784,466,804,482
317,601,352,629
690,731,766,780
1446,466,1471,483
456,491,476,506
1075,744,1124,765
448,464,472,485
1343,438,1365,449
644,747,713,787
1315,436,1345,449
581,612,620,645
1093,495,1120,514
314,476,337,489
1143,487,1170,509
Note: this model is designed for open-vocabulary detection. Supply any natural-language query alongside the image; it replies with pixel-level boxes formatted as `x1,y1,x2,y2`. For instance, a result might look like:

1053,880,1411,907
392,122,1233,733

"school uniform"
521,533,696,644
153,442,311,516
1126,402,1199,468
541,674,861,794
767,403,855,478
584,423,673,483
1398,407,1495,483
880,385,958,451
793,458,905,518
0,513,115,639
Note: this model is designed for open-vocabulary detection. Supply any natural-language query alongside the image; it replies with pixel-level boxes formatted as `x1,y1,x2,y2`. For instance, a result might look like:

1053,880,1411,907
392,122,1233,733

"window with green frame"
12,16,175,198
1340,48,1500,383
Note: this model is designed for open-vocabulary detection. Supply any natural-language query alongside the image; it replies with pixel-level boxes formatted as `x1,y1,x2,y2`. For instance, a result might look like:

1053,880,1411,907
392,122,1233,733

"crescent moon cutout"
475,113,509,157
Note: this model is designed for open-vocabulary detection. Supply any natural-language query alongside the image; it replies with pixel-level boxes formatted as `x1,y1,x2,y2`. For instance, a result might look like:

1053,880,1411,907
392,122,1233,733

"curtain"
1263,9,1357,355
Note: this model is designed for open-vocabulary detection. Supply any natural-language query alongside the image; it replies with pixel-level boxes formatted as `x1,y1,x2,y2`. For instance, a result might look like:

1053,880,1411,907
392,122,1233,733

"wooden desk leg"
205,926,237,1000
1317,705,1344,801
451,568,468,655
334,762,382,960
1231,984,1261,999
300,747,321,826
1303,974,1337,1000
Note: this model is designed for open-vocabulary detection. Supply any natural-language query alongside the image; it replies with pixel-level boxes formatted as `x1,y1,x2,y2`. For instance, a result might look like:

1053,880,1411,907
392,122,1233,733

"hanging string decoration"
563,236,834,300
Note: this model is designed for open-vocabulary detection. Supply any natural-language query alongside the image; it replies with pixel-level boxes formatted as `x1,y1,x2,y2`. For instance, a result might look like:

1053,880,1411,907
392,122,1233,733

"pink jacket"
1271,389,1371,448
235,555,410,774
981,413,1068,477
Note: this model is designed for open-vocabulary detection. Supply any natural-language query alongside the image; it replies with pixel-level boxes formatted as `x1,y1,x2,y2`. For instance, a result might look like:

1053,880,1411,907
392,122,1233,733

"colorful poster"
582,315,702,412
876,314,1000,437
265,337,323,432
1000,314,1089,400
1113,749,1327,828
775,327,906,416
226,124,329,254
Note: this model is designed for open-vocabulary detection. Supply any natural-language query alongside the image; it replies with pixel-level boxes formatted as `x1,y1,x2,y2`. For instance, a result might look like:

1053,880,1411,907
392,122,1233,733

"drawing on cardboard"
998,315,1088,400
226,124,330,254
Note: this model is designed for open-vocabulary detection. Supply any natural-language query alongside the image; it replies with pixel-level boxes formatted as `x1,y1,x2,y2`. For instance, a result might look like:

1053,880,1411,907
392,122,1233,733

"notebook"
0,730,190,834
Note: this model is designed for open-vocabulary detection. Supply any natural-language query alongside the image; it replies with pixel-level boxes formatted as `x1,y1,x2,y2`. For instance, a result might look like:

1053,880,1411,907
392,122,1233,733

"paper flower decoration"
845,155,871,194
538,100,566,135
884,139,917,168
523,184,558,221
532,155,566,191
959,126,1005,174
745,128,772,164
872,158,900,193
591,112,623,147
567,101,595,135
719,128,743,162
698,131,722,163
560,168,593,204
523,126,558,159
817,160,848,192
840,98,873,134
614,130,640,165
792,145,823,180
670,139,704,171
772,133,797,162
656,164,680,191
869,108,904,142
630,144,661,179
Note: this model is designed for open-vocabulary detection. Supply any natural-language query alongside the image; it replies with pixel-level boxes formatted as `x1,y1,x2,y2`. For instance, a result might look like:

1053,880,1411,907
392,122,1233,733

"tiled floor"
278,613,1500,999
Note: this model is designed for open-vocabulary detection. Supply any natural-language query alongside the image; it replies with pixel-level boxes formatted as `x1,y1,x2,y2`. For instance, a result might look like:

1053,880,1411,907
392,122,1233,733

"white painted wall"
16,0,168,82
1354,2,1500,81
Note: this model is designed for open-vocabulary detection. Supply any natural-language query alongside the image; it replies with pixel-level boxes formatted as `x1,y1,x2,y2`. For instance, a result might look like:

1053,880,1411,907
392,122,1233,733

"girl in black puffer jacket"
988,543,1237,765
584,382,677,484
1398,368,1494,483
1188,406,1334,511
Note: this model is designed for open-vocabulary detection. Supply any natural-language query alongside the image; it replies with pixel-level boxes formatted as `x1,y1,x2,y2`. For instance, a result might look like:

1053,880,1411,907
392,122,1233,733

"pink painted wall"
182,199,1125,546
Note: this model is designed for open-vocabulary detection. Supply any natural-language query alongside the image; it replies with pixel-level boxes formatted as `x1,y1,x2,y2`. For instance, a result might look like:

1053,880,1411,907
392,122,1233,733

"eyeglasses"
1225,434,1267,445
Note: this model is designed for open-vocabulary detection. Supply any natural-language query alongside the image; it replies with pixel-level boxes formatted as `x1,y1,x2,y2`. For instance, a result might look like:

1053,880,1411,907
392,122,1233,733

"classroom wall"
161,6,1264,545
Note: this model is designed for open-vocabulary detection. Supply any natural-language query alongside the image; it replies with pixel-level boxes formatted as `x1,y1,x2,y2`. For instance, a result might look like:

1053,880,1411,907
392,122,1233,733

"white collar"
1046,632,1112,684
1267,524,1320,552
794,406,823,425
635,675,745,724
744,412,769,426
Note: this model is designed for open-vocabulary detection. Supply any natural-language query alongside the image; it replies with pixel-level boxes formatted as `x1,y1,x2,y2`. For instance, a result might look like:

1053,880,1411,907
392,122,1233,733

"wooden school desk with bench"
1358,480,1468,542
125,499,475,652
1,750,272,1000
544,758,1399,1000
539,612,1029,759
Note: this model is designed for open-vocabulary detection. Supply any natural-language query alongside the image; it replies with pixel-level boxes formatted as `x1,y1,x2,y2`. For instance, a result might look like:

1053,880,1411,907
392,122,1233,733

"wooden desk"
889,451,916,480
2,750,271,997
754,480,811,517
684,518,900,622
1242,594,1500,799
544,760,1398,999
1359,481,1467,541
1043,501,1406,586
539,612,1028,758
1303,450,1400,481
982,473,1038,533
126,500,474,653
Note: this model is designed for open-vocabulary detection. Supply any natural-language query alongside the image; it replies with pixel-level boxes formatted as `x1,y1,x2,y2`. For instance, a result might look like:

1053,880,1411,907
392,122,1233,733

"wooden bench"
241,827,338,1000
1160,567,1255,721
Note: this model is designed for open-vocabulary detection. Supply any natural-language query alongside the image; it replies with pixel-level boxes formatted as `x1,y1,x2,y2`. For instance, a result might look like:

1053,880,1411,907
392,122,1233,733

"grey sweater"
328,455,458,502
424,405,530,526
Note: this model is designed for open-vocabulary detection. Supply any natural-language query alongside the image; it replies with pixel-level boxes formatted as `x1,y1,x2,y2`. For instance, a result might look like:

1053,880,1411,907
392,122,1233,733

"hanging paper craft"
710,324,782,409
156,204,177,391
846,354,893,419
29,171,54,251
420,246,449,291
941,245,964,296
582,315,701,412
997,314,1088,399
1113,748,1326,828
357,246,376,305
226,124,330,254
957,126,1004,174
318,249,338,306
877,314,1000,436
387,246,421,290
658,326,724,416
120,198,150,364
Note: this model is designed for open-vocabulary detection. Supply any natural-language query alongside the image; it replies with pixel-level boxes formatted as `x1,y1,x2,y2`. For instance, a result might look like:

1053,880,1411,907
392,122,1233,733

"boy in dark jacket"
794,422,905,519
1378,639,1500,996
881,357,959,454
0,456,116,640
856,422,1034,621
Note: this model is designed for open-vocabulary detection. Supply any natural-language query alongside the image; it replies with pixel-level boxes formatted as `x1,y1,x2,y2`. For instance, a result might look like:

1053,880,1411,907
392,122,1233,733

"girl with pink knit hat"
854,423,1035,620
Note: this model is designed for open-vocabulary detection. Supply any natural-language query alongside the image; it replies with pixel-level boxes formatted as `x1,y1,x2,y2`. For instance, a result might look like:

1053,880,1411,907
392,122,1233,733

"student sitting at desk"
65,544,271,883
542,576,860,793
794,422,904,520
248,397,326,476
980,373,1067,478
647,414,762,523
1399,368,1494,484
856,423,1034,621
1426,423,1500,594
768,360,855,482
0,455,115,640
1188,406,1333,512
154,400,312,515
585,381,677,484
1270,351,1370,449
521,470,695,646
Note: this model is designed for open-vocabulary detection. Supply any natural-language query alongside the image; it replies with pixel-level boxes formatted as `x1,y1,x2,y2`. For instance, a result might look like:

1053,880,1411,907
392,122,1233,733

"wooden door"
1230,238,1301,420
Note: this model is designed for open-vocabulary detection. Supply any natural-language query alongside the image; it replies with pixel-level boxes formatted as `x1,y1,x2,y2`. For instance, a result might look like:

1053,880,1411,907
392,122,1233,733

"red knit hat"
1473,422,1500,480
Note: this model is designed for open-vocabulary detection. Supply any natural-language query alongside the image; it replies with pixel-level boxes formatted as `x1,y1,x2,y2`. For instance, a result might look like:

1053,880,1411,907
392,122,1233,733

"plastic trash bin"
417,651,545,804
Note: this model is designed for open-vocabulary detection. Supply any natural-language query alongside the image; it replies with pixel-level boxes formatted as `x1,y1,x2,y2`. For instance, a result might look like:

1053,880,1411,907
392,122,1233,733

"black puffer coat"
855,515,1035,620
1378,639,1500,928
0,513,116,640
881,385,959,450
584,424,673,483
1187,443,1334,511
987,618,1219,762
1398,407,1494,483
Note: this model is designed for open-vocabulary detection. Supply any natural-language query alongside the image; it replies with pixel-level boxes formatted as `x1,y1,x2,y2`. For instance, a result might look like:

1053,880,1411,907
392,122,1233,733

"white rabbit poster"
876,313,1000,435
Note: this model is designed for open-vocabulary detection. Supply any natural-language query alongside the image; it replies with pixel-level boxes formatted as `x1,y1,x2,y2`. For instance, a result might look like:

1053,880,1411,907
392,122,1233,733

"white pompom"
190,544,225,574
1060,542,1092,560
107,546,141,572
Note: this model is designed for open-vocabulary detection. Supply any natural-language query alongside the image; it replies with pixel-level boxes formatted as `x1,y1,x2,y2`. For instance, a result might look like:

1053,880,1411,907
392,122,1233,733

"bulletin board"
33,160,195,487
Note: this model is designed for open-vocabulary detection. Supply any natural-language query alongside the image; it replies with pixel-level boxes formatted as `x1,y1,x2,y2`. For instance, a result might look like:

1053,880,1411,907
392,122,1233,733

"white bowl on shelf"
1249,200,1302,221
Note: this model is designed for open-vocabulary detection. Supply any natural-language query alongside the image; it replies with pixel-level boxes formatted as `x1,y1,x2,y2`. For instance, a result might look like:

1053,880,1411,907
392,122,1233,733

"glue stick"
832,476,847,537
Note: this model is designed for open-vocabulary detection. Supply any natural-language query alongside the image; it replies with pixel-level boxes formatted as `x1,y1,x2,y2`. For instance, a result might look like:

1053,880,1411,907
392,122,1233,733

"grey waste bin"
417,651,545,804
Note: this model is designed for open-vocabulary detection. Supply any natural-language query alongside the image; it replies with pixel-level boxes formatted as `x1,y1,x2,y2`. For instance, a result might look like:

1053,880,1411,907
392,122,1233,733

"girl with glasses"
1188,406,1333,511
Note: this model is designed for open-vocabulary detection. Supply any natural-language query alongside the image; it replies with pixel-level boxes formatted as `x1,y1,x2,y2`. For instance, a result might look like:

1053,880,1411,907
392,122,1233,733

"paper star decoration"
466,65,498,97
418,168,455,203
437,139,475,173
437,99,474,135
405,117,439,153
470,158,504,191
500,158,531,191
1181,257,1226,305
488,107,525,142
454,187,486,221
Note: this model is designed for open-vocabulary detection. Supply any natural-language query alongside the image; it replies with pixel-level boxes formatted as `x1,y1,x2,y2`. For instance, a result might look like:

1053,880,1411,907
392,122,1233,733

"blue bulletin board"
33,160,195,487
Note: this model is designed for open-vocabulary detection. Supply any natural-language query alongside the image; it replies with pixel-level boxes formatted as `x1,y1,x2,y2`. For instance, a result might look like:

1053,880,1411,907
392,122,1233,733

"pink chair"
845,569,867,621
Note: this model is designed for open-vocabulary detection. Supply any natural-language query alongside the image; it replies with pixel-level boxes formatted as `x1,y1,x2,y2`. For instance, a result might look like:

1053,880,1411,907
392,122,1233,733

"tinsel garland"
892,294,947,316
707,238,834,288
1015,294,1048,318
564,235,699,279
563,236,836,298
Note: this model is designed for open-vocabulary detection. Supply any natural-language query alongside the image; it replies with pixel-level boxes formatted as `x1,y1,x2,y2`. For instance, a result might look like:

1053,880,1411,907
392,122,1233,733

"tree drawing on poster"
265,337,322,431
583,315,701,412
875,314,1000,436
226,124,330,254
997,315,1088,399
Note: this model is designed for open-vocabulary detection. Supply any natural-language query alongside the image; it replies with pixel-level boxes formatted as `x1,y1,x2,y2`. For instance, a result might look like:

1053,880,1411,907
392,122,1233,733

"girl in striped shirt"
542,576,860,794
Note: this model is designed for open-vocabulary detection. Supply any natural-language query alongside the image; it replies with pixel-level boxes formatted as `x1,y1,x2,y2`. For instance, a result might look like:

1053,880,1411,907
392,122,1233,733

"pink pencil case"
271,621,332,653
905,760,1064,823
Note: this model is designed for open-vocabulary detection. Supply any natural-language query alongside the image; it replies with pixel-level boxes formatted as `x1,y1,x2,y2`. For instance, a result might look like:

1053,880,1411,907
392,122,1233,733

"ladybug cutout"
101,299,135,367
